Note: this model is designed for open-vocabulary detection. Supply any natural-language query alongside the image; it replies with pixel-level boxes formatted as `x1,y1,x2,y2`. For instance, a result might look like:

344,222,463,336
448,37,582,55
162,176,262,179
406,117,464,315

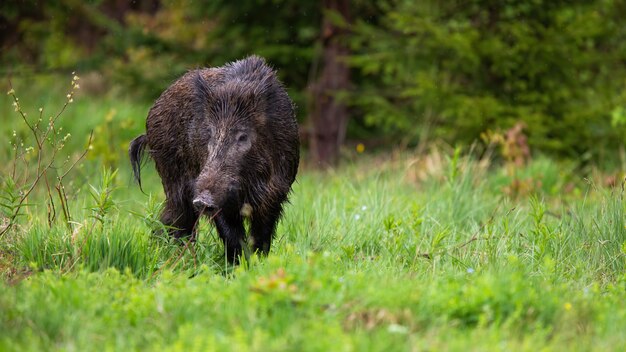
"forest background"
3,0,626,169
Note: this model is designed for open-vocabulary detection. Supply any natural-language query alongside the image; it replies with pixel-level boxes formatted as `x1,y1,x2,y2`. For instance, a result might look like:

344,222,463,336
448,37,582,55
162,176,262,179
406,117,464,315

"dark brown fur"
129,56,299,262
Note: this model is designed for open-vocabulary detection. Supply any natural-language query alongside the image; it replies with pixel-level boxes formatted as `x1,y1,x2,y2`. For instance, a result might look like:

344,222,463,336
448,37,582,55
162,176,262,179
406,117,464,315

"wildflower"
466,268,475,274
7,88,15,95
73,75,80,81
356,143,365,153
66,94,71,99
69,98,74,103
38,107,43,112
564,302,572,311
361,205,367,211
354,214,361,220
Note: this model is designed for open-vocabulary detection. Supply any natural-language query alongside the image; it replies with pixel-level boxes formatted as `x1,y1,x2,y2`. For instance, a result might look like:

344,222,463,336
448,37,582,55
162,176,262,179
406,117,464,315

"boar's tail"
129,134,148,191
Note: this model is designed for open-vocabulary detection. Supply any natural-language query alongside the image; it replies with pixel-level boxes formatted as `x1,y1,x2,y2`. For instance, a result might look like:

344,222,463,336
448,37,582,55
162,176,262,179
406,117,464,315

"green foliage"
349,0,626,158
2,0,322,110
2,9,626,349
108,0,321,114
0,74,90,236
5,1,626,159
0,177,22,220
1,155,626,349
0,82,624,346
87,167,117,225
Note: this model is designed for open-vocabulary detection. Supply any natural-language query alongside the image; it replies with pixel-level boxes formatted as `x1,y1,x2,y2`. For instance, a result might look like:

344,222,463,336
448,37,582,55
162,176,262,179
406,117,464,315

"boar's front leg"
213,212,246,263
250,204,283,255
159,182,198,239
160,198,198,239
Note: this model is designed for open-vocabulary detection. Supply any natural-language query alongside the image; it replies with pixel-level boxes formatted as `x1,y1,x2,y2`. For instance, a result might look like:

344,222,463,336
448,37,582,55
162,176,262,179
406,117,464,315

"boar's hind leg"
213,213,246,263
160,200,198,239
250,204,284,255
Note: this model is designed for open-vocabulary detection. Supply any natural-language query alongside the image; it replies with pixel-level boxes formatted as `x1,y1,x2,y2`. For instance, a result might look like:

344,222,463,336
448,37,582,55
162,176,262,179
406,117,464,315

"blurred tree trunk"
308,0,351,168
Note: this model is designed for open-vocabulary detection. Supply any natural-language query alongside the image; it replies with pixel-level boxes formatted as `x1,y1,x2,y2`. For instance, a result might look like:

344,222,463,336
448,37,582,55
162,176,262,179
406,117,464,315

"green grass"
1,76,625,351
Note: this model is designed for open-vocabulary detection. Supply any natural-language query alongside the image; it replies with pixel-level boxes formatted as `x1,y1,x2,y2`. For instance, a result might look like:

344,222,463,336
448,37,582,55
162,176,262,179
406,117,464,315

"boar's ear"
249,88,270,125
192,71,214,113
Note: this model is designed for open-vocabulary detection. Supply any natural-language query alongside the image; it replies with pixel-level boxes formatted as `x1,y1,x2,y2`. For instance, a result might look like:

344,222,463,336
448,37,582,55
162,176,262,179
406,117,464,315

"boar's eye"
237,133,248,143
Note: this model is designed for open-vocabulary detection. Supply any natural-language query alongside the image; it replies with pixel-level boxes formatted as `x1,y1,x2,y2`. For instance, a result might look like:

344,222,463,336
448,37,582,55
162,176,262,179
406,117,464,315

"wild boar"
129,56,299,262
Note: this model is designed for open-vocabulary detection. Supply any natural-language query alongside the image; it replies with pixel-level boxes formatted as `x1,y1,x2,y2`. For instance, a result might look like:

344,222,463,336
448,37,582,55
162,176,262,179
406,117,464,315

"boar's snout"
193,193,217,213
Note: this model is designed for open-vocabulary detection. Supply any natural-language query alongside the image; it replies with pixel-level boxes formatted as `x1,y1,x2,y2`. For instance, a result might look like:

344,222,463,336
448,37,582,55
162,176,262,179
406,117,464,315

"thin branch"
57,131,93,181
8,81,39,146
0,150,60,238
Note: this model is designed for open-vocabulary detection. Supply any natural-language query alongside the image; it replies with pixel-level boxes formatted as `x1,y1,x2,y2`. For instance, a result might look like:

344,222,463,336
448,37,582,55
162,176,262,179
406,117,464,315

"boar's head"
189,73,270,215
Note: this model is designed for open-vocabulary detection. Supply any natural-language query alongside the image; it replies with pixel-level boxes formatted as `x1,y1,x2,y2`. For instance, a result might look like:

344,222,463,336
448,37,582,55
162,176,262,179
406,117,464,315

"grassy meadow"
0,76,625,351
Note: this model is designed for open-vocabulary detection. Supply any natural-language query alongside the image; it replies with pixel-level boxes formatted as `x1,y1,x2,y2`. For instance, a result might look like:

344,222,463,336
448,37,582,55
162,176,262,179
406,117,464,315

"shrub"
349,0,626,159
